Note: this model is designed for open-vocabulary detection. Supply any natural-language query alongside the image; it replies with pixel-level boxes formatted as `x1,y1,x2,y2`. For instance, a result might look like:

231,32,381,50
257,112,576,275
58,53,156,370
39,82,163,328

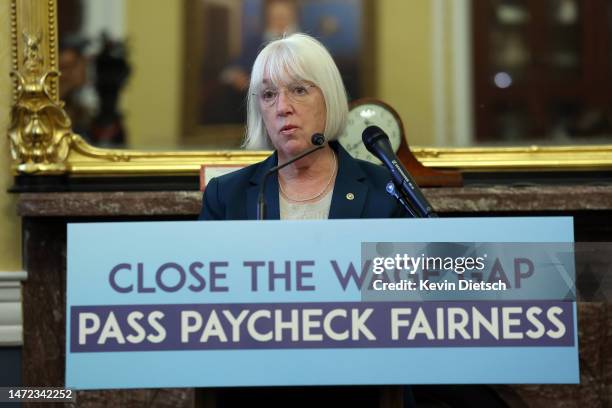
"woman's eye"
262,90,277,100
293,86,308,96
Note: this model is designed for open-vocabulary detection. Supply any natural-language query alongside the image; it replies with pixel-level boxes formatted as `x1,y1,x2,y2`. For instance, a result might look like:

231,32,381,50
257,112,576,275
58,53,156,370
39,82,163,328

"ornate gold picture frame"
8,0,612,177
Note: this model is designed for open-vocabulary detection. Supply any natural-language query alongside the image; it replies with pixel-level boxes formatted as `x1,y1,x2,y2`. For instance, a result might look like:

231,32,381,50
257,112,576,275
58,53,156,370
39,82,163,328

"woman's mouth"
280,125,298,135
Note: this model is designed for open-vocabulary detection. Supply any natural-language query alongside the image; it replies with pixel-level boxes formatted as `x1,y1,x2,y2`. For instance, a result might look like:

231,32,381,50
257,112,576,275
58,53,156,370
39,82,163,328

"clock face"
338,102,403,164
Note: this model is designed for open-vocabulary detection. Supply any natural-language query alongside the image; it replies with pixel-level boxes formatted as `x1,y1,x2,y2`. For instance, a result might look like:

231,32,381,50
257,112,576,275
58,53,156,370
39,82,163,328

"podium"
18,189,612,406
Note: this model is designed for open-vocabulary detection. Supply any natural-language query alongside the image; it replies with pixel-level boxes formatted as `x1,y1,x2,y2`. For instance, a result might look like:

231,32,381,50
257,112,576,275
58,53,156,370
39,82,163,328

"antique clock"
338,98,407,164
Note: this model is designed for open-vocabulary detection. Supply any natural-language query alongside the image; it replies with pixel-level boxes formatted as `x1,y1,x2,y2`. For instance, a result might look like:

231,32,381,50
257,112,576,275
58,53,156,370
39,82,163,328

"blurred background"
55,0,612,150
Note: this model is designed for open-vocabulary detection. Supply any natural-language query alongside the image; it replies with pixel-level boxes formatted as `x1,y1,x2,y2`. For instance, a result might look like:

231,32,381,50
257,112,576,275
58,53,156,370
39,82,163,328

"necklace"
279,150,337,203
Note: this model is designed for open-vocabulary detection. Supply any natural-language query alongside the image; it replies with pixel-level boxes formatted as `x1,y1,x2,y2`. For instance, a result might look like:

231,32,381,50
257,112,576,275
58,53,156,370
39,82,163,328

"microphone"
257,133,326,220
362,125,437,218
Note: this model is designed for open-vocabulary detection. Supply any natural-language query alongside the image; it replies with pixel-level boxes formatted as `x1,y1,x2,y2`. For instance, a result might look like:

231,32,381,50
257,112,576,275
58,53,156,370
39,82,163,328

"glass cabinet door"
473,0,612,144
545,0,582,79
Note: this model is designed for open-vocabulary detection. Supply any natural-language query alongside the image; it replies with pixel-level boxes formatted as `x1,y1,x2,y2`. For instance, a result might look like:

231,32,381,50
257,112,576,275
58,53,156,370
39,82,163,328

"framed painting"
182,0,376,149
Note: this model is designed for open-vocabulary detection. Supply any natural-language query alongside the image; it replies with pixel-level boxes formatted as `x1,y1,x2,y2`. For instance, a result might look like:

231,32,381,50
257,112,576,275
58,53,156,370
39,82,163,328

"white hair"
243,33,349,150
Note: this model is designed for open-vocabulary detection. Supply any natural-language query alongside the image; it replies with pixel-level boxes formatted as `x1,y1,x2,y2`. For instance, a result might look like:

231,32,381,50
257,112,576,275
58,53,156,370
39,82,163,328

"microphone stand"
257,143,326,220
385,181,419,218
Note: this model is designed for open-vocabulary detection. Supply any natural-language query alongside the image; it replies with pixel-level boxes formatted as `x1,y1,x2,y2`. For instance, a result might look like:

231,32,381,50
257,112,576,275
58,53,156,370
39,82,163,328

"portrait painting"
183,0,374,148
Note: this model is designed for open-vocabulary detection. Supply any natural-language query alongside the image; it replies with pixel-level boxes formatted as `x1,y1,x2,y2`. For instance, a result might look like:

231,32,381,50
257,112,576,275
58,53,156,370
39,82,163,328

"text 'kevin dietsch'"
372,279,507,292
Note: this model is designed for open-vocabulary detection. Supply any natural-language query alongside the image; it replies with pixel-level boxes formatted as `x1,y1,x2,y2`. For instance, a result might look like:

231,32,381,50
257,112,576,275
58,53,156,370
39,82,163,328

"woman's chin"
278,141,308,158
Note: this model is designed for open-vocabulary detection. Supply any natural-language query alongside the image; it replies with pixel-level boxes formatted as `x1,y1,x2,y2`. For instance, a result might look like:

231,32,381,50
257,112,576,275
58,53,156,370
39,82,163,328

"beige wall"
123,0,184,149
0,0,22,272
378,0,435,146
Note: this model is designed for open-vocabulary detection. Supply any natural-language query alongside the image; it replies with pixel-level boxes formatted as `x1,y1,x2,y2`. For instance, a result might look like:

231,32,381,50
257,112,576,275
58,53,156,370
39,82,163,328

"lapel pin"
346,193,355,200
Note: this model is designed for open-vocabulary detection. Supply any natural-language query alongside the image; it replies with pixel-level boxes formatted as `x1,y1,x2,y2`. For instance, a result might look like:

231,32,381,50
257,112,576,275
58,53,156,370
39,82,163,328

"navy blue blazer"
199,141,410,220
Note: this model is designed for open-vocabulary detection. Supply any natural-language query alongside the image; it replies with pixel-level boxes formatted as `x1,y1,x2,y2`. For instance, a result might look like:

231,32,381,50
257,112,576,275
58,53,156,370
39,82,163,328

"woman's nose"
275,89,293,115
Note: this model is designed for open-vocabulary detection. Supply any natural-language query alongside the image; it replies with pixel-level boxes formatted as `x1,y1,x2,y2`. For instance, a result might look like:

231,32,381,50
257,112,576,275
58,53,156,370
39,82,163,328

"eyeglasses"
255,82,317,107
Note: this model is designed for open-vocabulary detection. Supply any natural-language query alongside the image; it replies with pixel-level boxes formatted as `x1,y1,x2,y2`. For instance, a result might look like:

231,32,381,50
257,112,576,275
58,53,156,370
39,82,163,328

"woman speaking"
198,32,414,407
199,33,409,221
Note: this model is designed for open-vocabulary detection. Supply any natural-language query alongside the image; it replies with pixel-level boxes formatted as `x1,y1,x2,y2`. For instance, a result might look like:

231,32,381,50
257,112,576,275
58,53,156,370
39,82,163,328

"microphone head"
362,125,393,160
311,133,325,146
362,125,387,148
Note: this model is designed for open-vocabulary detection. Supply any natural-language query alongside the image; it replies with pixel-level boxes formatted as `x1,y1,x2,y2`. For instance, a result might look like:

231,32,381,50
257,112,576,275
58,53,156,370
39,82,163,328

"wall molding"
0,271,27,346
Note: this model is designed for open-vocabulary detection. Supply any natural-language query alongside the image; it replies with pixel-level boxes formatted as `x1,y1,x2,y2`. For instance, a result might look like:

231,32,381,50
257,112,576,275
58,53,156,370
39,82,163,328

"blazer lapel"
328,142,368,219
247,153,280,220
247,143,367,220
